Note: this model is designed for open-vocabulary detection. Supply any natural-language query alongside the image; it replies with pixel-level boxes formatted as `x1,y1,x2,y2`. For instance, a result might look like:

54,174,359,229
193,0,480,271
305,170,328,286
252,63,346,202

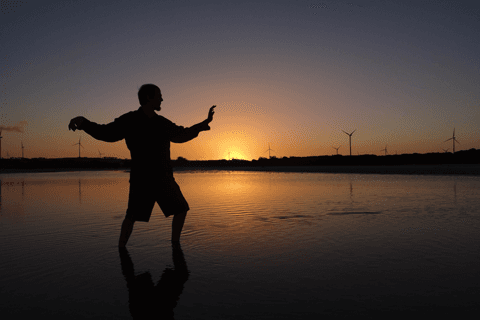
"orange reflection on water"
178,171,352,255
0,174,130,223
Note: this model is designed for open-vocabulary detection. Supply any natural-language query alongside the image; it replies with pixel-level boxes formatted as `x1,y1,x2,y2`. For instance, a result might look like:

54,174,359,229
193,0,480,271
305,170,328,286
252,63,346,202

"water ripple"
328,211,382,215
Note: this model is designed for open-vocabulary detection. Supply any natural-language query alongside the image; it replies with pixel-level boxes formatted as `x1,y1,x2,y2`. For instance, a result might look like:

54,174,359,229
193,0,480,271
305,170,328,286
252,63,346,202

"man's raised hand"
68,116,86,131
207,105,216,123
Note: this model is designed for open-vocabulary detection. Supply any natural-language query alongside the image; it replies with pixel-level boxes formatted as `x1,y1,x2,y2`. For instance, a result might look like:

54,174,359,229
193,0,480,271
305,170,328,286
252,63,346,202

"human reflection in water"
119,243,190,319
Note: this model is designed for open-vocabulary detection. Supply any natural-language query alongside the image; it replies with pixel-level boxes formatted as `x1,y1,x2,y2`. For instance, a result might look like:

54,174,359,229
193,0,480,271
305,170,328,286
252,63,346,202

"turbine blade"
444,138,452,142
351,129,356,135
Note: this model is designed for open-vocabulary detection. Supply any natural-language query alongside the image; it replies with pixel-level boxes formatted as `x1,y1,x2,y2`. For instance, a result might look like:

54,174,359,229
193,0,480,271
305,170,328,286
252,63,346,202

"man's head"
138,84,163,111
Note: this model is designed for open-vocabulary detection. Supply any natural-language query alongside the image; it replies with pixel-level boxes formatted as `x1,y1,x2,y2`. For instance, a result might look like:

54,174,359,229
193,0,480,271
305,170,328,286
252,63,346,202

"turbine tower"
265,143,274,159
342,130,356,156
73,137,85,158
380,145,388,156
332,146,341,155
98,150,104,158
444,128,460,154
21,141,24,159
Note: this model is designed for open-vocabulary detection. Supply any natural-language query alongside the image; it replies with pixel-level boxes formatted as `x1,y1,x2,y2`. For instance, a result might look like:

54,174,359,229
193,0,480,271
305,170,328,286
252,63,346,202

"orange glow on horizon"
223,149,247,160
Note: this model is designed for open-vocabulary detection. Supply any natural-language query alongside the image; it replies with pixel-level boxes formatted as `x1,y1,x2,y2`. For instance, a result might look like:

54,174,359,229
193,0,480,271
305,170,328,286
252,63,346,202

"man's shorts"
125,178,190,222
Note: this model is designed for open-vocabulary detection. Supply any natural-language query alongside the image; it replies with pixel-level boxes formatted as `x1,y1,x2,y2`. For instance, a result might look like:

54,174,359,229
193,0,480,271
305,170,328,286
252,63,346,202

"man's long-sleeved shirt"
82,107,206,182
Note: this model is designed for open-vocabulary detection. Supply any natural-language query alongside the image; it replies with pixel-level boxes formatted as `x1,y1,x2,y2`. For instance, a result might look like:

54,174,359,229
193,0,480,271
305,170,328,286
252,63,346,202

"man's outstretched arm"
171,105,216,143
68,116,125,142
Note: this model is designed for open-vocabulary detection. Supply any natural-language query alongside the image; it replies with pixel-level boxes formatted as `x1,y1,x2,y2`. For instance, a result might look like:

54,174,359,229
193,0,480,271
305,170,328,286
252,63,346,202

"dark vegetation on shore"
1,148,479,172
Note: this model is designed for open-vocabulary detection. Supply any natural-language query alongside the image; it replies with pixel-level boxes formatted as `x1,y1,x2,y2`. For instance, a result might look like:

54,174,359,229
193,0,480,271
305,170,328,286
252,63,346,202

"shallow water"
1,170,479,318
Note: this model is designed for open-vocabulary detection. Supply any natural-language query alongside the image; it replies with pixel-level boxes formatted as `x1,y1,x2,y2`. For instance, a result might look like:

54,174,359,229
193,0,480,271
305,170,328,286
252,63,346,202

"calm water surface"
1,170,479,319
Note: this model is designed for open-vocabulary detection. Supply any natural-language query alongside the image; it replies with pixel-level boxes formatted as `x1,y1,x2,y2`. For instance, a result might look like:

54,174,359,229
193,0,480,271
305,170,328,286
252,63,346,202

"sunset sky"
1,0,479,160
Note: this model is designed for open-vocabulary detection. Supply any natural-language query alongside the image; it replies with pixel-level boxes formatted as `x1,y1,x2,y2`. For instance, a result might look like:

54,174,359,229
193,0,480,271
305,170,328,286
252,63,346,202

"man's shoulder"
114,108,178,127
115,108,142,121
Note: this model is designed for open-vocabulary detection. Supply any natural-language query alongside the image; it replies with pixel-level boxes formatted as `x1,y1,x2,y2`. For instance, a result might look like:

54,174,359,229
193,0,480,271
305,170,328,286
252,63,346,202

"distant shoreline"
1,164,480,176
1,150,479,175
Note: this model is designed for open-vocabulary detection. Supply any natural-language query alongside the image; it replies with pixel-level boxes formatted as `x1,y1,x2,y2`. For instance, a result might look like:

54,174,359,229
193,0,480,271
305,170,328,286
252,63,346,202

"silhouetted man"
68,84,215,247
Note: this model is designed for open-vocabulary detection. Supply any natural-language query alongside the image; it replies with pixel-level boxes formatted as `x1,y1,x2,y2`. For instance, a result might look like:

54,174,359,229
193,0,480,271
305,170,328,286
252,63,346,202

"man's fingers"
209,106,216,117
69,119,76,129
206,106,216,123
69,117,83,131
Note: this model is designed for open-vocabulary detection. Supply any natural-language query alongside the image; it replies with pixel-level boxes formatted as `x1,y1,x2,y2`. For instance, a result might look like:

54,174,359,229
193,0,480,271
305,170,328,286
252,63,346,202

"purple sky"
1,0,479,159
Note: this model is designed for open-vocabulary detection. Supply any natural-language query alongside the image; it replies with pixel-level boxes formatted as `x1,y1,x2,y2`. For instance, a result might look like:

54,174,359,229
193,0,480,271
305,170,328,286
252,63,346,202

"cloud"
0,121,27,133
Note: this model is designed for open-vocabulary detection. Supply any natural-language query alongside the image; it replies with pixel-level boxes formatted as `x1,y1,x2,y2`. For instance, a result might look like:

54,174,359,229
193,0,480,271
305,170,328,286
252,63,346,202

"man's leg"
171,210,187,242
119,217,135,247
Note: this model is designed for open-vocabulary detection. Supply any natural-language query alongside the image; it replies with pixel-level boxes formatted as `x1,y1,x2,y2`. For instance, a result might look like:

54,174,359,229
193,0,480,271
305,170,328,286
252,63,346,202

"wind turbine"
342,130,356,156
332,146,341,155
380,145,388,156
441,148,449,153
73,137,85,158
444,128,460,154
265,143,274,159
21,141,24,159
98,150,104,158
